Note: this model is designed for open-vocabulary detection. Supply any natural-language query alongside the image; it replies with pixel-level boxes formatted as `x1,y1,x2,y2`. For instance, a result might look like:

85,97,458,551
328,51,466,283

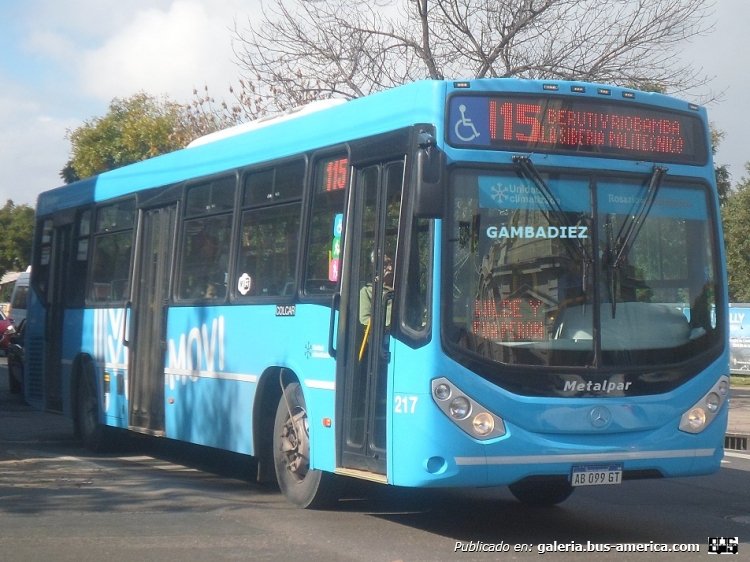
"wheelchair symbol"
454,104,480,142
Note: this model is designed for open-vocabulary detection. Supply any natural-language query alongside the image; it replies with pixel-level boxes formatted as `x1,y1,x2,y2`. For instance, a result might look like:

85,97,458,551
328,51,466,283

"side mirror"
414,144,445,218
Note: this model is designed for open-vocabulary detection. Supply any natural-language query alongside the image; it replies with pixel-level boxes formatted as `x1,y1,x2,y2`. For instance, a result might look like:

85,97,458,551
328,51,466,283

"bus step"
335,467,388,484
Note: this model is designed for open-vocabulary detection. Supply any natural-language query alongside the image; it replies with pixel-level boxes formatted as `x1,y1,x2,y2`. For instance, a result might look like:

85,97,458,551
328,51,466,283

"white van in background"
8,267,30,324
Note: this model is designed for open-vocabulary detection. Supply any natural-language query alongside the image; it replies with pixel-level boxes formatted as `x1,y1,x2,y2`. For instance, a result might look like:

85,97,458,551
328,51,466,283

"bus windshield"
446,166,721,371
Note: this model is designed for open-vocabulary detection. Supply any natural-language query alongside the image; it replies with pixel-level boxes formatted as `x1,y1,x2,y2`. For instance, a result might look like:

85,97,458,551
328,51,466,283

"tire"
74,361,114,452
508,478,575,506
273,382,338,508
8,364,21,394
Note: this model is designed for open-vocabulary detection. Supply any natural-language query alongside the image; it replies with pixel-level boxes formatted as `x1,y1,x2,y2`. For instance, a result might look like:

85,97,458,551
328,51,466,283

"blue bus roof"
38,80,448,215
37,78,706,215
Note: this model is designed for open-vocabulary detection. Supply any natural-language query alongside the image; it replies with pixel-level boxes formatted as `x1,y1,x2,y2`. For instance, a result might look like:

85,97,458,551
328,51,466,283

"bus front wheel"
273,382,338,508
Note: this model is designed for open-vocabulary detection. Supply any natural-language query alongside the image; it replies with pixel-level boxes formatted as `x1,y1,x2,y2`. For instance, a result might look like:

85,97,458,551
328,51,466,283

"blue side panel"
78,308,130,426
91,308,130,426
162,303,337,466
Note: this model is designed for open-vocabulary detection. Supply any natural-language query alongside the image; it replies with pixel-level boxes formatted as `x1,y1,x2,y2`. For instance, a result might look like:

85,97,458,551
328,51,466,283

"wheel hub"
280,407,310,479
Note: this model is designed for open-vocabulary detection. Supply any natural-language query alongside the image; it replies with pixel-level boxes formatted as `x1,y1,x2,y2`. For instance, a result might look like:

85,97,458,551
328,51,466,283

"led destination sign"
448,94,708,164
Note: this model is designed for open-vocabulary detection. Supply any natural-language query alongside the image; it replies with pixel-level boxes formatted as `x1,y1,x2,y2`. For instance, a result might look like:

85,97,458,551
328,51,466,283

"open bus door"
337,159,404,477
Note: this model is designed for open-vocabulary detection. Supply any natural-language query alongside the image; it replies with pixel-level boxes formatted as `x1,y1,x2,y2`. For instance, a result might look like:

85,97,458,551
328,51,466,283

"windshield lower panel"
445,167,722,394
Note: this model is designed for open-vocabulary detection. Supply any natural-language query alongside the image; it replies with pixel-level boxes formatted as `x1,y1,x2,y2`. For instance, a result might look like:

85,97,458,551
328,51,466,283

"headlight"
449,396,471,419
718,379,729,397
679,376,729,434
706,392,720,413
431,378,505,440
434,382,451,401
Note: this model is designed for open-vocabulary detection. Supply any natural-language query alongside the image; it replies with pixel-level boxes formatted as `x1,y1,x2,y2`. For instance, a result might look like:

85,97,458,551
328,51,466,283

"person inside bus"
358,253,394,363
189,227,227,299
359,254,394,327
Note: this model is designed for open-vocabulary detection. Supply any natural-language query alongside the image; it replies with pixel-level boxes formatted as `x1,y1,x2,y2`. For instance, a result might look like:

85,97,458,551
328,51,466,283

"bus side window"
177,176,235,301
88,200,135,304
238,160,304,298
239,205,300,297
178,216,232,300
403,217,431,332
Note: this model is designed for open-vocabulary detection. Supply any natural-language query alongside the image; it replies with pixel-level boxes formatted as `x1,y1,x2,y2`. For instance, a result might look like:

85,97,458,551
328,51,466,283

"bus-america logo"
564,378,633,393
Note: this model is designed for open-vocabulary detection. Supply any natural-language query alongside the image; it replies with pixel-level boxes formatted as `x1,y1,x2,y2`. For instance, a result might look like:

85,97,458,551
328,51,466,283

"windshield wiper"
512,154,592,263
611,166,667,269
605,166,667,318
604,212,619,318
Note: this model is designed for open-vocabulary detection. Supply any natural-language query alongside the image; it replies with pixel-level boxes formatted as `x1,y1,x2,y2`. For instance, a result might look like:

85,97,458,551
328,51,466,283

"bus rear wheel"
273,382,338,508
7,366,22,394
74,361,113,452
508,478,574,506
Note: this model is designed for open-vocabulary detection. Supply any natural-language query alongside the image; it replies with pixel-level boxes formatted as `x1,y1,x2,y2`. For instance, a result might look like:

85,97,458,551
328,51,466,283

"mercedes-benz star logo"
589,406,612,429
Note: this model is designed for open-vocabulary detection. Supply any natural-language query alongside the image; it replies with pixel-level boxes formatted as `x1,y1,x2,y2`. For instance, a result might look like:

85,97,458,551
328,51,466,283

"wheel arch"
253,366,300,484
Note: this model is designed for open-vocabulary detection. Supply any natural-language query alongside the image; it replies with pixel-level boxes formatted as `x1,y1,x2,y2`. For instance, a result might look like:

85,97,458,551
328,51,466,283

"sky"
1,0,748,208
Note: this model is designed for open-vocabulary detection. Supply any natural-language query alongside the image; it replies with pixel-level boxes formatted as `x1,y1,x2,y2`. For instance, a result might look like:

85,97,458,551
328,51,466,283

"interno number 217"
394,395,418,414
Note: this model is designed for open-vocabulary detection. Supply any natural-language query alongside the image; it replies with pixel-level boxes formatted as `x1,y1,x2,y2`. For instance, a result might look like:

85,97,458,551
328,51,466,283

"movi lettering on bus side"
167,316,226,388
94,308,128,369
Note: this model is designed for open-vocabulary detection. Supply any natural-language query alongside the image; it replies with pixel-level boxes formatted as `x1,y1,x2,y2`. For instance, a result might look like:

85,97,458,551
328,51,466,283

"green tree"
0,200,34,280
722,164,750,301
61,92,225,183
712,128,731,206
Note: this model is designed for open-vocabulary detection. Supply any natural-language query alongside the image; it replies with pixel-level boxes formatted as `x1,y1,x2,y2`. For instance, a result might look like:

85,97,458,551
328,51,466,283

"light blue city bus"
24,79,729,507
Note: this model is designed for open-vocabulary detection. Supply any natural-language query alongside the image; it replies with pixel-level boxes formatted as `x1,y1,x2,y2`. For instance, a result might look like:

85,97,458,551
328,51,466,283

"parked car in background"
8,268,30,324
0,310,14,355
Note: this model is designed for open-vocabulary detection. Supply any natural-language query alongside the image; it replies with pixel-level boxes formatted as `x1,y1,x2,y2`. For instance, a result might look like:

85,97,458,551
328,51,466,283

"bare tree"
232,0,713,113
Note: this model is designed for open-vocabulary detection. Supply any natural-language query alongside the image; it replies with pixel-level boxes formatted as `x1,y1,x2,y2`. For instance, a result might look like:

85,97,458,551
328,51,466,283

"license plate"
570,463,623,486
